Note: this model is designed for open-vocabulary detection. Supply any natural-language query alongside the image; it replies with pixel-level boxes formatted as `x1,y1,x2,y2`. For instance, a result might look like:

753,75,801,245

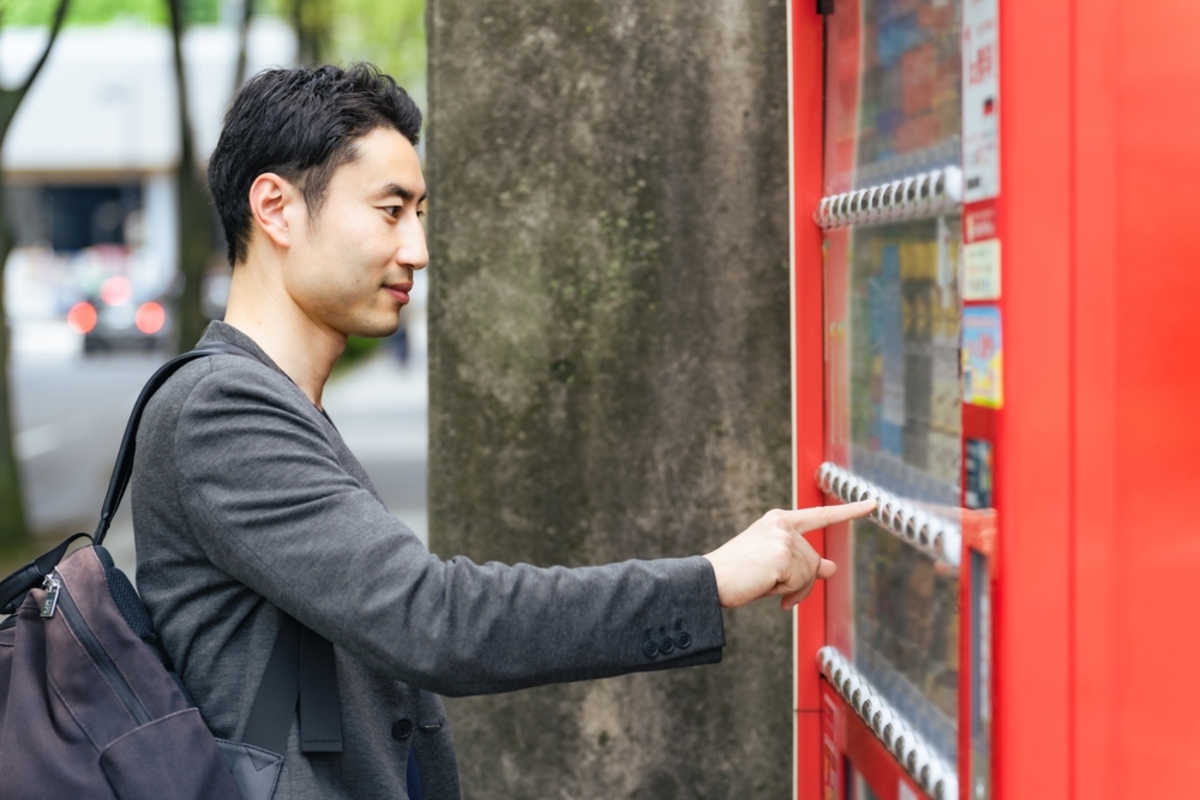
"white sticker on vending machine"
963,0,1000,202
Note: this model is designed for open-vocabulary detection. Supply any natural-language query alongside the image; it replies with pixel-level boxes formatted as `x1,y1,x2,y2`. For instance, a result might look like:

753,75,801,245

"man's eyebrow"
375,183,427,203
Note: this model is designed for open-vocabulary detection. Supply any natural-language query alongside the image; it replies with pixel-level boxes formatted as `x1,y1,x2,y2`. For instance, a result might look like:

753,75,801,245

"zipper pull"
40,573,61,618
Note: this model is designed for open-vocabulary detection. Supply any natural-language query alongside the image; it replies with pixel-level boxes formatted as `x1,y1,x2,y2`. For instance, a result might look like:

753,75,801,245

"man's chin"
349,317,403,340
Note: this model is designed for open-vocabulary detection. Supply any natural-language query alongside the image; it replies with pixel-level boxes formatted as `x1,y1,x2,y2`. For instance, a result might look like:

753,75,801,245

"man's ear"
248,173,302,250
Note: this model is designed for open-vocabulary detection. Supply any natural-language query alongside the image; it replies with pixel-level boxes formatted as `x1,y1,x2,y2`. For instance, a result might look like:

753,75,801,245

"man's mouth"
384,283,412,304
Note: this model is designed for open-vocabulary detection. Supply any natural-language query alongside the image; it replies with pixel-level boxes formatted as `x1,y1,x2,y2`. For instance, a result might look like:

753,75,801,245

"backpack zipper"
40,574,61,618
48,571,151,726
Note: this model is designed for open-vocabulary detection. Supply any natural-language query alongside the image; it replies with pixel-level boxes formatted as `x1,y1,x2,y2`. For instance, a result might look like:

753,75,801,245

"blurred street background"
11,316,429,575
0,0,428,573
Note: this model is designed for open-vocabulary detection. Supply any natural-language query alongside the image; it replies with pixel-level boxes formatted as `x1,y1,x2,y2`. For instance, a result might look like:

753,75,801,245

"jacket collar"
195,320,288,380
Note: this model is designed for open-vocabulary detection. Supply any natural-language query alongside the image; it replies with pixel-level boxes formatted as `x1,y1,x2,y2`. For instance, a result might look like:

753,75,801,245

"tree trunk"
0,0,71,549
167,0,212,352
174,166,210,351
233,0,255,92
0,201,25,550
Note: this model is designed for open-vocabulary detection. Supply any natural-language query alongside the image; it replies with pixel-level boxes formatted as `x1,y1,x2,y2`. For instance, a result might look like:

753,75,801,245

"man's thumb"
816,558,837,580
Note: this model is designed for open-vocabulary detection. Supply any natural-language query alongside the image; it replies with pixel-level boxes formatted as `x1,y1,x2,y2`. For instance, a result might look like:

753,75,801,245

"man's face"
284,126,428,340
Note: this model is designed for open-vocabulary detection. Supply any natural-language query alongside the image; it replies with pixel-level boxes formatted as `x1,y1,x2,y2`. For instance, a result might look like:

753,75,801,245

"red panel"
1071,1,1200,796
822,682,924,800
1109,0,1200,794
790,2,826,799
790,3,825,514
797,710,823,800
796,2,1200,797
996,0,1073,796
1071,0,1119,796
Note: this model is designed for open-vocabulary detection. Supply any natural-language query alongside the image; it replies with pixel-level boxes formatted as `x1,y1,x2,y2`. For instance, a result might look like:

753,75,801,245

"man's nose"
397,219,429,271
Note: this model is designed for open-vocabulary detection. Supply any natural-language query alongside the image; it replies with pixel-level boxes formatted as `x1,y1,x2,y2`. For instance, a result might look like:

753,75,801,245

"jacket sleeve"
173,363,725,697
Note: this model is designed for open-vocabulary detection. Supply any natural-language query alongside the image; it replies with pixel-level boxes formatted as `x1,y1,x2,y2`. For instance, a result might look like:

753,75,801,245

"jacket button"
642,639,659,658
392,719,414,740
659,637,676,654
676,631,692,649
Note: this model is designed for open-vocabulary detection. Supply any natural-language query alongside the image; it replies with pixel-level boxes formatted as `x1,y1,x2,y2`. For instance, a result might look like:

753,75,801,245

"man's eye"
384,206,402,218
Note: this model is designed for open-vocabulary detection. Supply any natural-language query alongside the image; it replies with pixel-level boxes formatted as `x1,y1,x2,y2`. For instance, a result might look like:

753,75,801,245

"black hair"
207,63,422,265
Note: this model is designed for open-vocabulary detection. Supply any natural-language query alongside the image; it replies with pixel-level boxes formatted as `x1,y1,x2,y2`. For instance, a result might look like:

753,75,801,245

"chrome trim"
815,462,962,567
813,166,964,230
817,646,959,800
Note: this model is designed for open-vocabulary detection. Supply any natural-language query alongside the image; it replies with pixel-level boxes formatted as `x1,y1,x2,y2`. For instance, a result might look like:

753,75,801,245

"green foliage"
258,0,426,107
0,0,219,27
0,0,427,107
334,334,382,373
329,0,425,102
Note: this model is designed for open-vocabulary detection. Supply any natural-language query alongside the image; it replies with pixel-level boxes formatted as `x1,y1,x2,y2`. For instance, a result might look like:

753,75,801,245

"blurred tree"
165,0,212,351
287,0,329,65
3,0,217,27
328,0,424,106
0,0,70,551
265,0,424,103
233,0,254,90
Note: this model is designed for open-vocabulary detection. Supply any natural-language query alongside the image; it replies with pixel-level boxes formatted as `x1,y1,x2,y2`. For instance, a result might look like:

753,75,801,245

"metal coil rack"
817,646,959,800
816,462,962,568
813,166,963,230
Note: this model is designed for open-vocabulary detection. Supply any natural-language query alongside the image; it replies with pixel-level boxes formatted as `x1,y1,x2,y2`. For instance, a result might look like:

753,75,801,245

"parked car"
67,275,171,354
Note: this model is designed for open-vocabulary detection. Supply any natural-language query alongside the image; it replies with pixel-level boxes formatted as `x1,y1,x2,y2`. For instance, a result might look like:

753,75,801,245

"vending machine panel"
809,0,974,796
794,0,1200,797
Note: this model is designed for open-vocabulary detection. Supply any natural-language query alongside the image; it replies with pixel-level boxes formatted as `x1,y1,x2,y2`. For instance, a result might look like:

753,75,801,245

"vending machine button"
943,165,964,203
916,173,932,210
915,513,932,546
868,186,883,220
816,197,831,227
905,514,919,542
931,169,946,207
901,177,918,212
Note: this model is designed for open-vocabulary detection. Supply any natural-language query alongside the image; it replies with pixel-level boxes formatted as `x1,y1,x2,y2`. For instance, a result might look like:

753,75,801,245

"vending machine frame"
789,0,1200,798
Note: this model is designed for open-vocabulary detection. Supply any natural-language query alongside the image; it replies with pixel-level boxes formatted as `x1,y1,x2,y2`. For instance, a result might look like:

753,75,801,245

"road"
12,331,428,579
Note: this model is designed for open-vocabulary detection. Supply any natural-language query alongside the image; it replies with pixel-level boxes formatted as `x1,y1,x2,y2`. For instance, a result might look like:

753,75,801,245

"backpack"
0,344,341,800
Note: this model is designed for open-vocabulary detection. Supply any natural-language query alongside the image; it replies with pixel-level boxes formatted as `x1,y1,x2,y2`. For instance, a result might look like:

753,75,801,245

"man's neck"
221,262,344,409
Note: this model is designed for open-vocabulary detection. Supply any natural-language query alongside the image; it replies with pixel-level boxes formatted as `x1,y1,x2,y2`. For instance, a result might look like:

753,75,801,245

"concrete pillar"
426,1,794,797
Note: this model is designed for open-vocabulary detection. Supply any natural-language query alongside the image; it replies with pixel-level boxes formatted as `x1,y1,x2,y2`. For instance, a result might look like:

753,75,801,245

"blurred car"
66,275,171,354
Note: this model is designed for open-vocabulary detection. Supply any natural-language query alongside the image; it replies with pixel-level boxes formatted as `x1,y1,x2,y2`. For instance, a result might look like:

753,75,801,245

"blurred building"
1,19,295,344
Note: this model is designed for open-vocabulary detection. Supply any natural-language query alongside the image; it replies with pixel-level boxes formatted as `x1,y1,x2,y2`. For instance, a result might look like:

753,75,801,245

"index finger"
778,499,876,535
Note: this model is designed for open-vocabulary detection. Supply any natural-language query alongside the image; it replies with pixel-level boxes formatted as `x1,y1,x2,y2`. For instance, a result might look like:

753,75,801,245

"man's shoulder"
146,352,297,419
136,352,320,472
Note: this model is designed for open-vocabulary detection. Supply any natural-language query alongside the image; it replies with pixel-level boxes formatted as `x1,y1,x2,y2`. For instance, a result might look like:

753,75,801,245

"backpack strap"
242,615,302,755
2,340,343,755
0,532,92,614
94,341,255,546
242,615,343,754
1,344,248,610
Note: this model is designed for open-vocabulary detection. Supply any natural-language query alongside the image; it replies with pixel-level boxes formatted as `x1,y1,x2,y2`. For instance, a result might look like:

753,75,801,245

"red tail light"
99,276,132,306
135,302,165,335
67,301,97,334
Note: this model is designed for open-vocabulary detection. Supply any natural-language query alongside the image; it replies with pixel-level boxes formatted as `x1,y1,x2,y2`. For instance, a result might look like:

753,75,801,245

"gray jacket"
132,321,725,800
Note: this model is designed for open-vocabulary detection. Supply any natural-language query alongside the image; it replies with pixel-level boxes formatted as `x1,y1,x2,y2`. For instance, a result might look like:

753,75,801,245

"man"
132,64,873,799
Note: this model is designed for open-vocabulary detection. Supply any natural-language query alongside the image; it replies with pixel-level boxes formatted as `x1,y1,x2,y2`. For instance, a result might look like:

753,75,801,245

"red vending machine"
788,0,1200,798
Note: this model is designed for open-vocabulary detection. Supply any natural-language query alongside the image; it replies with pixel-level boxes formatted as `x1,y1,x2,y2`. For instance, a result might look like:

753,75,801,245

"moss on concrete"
427,1,795,796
